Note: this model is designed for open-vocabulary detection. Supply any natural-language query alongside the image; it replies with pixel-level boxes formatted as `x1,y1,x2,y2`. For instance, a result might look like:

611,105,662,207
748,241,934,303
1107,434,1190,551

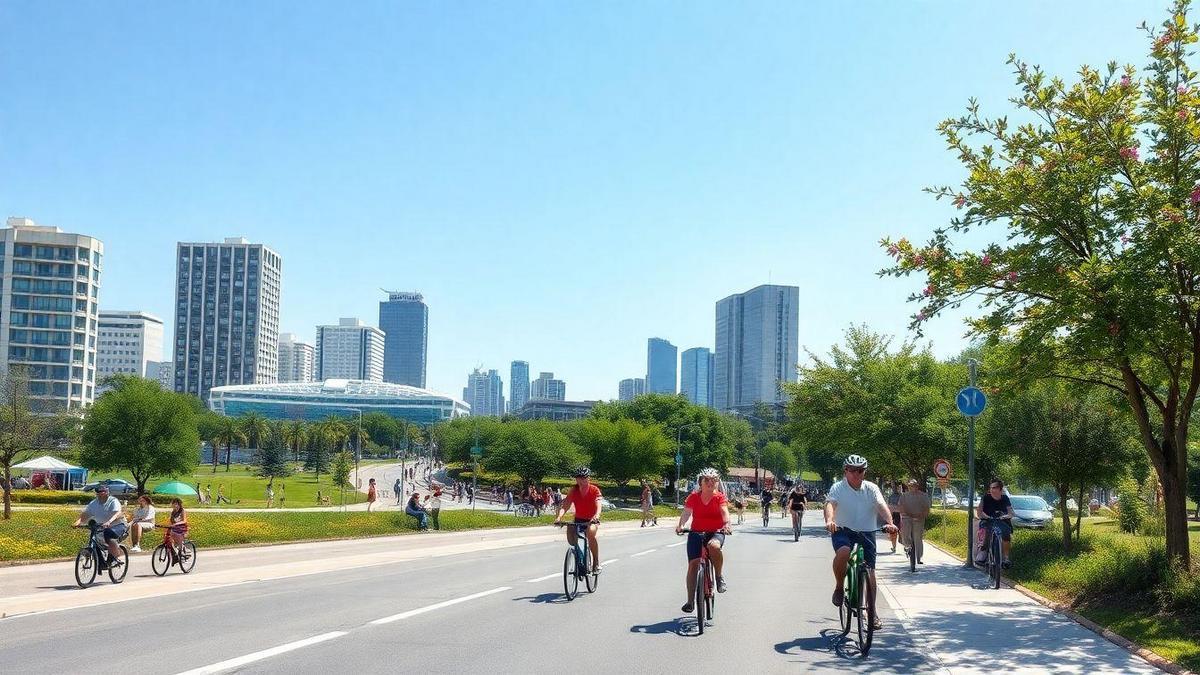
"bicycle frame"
570,522,590,575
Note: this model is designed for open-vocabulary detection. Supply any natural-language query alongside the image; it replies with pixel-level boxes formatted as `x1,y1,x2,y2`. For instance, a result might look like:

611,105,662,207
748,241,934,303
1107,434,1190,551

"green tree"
760,441,798,483
330,449,353,506
78,375,200,496
239,413,271,456
281,420,308,463
210,415,247,473
256,421,292,487
0,366,76,519
985,382,1134,550
362,412,400,458
881,1,1200,565
485,420,580,488
576,418,671,500
303,434,330,479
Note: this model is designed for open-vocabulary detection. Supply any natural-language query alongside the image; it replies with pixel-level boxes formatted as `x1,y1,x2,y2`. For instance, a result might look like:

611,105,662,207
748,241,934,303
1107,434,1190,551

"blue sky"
0,2,1156,401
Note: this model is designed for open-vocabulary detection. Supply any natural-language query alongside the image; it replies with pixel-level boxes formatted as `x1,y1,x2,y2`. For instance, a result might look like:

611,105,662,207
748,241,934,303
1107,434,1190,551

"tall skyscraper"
510,360,530,411
463,368,505,417
97,311,163,382
174,237,282,400
618,377,646,402
315,318,385,382
645,337,678,395
277,333,315,383
0,218,103,409
379,291,428,387
714,284,800,410
530,371,566,401
680,347,714,407
148,361,173,390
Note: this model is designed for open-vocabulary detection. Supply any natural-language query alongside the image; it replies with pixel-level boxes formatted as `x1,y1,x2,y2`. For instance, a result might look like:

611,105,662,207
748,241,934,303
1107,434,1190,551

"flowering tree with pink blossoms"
881,1,1200,567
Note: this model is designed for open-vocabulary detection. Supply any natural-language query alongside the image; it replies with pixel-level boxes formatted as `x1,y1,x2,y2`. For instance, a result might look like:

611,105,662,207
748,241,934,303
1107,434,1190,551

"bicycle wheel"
74,547,97,588
108,545,129,584
694,564,707,635
839,562,854,636
705,563,716,621
859,564,875,656
562,548,579,600
991,534,1002,589
151,544,171,576
793,516,800,542
179,541,197,574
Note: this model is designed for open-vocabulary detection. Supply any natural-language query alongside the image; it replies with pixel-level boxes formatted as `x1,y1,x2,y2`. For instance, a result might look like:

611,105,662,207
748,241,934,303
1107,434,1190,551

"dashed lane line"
369,586,512,625
175,631,348,675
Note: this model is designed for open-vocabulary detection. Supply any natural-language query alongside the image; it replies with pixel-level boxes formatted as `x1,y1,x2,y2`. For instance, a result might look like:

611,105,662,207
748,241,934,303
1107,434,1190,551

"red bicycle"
678,529,729,635
151,526,196,576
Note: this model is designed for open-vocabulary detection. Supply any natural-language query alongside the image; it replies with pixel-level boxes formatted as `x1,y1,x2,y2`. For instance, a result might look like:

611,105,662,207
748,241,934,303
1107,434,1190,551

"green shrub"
1117,478,1145,534
1157,566,1200,618
1,490,176,506
1037,533,1167,599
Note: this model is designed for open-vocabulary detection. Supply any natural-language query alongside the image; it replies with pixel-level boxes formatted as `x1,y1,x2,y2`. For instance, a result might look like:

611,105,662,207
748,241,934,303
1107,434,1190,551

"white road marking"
631,548,658,557
527,573,559,583
175,631,347,675
601,558,618,565
369,586,512,625
666,542,686,548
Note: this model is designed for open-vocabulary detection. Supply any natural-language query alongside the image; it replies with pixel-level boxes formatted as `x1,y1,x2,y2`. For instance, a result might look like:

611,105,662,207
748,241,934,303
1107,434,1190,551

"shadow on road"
511,592,570,605
35,585,79,591
629,618,690,636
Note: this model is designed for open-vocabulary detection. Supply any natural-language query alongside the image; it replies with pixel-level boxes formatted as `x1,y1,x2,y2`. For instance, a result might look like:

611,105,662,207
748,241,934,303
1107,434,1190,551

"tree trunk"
225,443,232,471
1058,485,1072,552
212,444,218,473
1161,466,1191,566
1074,484,1085,539
3,465,11,520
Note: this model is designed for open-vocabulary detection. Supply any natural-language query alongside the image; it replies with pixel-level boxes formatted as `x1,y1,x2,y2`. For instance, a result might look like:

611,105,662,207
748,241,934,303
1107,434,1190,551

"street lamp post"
675,422,702,506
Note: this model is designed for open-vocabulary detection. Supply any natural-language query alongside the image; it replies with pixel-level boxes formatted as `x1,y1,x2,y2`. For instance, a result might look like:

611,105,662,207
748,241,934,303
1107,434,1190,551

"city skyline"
1,4,1153,401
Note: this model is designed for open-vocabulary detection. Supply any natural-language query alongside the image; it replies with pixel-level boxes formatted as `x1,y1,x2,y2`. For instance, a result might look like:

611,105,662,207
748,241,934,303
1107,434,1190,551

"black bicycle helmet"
573,465,591,478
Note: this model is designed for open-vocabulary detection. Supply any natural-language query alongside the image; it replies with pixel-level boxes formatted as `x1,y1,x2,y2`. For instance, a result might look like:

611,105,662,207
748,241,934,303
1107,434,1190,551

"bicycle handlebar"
554,520,599,527
836,526,888,534
677,528,732,535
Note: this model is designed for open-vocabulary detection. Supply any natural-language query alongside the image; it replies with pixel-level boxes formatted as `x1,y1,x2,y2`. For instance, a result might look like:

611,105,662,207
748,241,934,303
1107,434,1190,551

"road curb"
923,540,1194,675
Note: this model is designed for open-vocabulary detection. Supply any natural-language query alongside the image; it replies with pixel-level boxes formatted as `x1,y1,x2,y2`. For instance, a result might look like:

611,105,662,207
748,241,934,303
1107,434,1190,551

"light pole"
675,422,702,506
965,358,979,568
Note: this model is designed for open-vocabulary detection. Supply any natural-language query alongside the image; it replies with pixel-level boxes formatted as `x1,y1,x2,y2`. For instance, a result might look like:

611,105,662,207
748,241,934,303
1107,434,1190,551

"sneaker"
871,615,884,631
593,565,603,574
716,576,727,593
681,602,695,613
130,546,141,553
832,589,843,607
1002,559,1012,570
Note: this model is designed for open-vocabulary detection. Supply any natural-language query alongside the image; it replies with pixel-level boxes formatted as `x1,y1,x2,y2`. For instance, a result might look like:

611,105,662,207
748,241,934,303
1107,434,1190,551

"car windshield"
1010,495,1049,511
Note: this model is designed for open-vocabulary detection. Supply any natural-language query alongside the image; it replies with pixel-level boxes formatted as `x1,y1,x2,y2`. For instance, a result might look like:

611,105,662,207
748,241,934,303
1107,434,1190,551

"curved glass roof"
210,379,468,407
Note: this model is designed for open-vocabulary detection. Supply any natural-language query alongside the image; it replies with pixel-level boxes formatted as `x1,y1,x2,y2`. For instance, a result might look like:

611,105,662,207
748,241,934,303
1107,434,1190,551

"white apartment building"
315,318,384,382
278,332,315,383
97,310,163,382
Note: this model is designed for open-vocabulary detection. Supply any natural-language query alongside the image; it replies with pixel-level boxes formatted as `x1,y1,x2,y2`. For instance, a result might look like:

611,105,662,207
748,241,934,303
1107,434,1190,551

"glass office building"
0,218,103,410
714,284,799,410
645,337,678,394
379,291,427,387
208,379,470,425
680,347,714,407
509,360,529,411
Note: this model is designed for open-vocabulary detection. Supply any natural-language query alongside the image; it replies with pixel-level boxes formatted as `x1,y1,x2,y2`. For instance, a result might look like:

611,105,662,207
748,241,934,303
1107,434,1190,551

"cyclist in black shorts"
786,483,808,531
760,488,774,522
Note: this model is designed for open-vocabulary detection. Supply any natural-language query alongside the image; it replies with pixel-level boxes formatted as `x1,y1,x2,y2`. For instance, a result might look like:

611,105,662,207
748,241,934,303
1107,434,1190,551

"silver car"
1010,495,1054,529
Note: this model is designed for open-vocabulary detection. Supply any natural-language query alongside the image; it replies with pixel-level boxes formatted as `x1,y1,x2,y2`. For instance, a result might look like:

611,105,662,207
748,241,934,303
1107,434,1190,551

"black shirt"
980,493,1011,519
787,492,808,509
761,491,773,505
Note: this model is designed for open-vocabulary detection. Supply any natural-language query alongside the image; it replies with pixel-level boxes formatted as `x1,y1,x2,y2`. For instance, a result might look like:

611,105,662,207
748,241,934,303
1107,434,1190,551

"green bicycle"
837,527,885,657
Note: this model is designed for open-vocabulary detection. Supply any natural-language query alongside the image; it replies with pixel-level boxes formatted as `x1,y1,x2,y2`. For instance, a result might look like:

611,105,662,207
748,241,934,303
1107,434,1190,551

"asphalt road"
0,519,940,674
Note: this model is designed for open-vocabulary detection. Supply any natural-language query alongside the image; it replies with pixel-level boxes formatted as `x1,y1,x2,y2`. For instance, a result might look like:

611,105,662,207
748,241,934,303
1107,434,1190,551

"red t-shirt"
568,483,603,521
685,491,728,532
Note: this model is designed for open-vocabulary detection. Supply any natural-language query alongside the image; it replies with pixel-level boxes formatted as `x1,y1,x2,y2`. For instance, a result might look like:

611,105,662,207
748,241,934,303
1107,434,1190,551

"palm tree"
318,416,350,455
240,413,271,454
281,420,308,463
211,416,248,473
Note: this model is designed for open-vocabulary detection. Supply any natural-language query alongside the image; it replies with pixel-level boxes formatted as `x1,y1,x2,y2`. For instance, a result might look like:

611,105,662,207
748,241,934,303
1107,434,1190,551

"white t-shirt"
132,504,156,525
83,496,127,527
827,479,887,532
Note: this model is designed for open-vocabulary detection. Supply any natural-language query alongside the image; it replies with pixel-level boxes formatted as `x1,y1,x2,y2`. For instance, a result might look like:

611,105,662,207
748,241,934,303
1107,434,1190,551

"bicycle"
678,528,729,635
761,504,771,528
73,521,129,588
556,520,599,600
978,517,1010,589
515,503,536,517
836,526,885,657
151,528,197,576
791,509,804,542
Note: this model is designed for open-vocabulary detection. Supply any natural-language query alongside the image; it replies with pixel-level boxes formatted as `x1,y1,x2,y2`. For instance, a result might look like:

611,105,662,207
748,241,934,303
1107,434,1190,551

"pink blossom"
1191,184,1200,204
887,244,900,258
915,311,928,322
1179,84,1190,95
1120,75,1132,88
923,284,935,297
913,254,925,267
1179,109,1190,120
1007,271,1018,282
953,194,968,209
981,254,992,267
1119,146,1139,161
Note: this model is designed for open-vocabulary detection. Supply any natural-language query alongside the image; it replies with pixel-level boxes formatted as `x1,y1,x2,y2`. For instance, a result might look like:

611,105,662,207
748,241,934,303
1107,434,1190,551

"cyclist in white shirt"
823,454,897,630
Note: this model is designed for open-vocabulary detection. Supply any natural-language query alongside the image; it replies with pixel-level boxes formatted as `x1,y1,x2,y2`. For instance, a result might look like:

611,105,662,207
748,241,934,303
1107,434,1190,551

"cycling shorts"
831,528,877,569
686,531,726,560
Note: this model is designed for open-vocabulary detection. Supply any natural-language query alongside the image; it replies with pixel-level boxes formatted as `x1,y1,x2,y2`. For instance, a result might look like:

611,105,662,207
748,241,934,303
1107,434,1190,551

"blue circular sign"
956,387,987,417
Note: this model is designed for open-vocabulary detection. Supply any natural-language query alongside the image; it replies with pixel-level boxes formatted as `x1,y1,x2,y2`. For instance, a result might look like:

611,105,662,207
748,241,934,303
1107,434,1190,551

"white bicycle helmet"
843,454,869,469
697,467,720,480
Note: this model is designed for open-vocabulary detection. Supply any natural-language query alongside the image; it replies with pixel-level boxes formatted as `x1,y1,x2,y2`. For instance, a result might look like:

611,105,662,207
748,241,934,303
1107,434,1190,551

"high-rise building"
0,218,103,409
174,237,282,400
680,347,714,407
379,291,428,387
530,371,566,401
277,332,315,383
463,368,505,417
315,318,385,382
97,311,163,383
510,360,530,411
714,284,800,411
618,377,646,402
148,360,173,390
646,337,678,395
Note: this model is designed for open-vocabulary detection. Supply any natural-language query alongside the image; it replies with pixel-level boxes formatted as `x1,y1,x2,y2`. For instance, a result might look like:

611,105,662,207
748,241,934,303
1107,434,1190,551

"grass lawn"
0,503,679,562
87,464,367,509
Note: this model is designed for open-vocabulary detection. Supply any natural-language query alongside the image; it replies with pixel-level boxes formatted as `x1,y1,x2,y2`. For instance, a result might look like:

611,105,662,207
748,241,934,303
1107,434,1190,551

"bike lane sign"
956,386,987,417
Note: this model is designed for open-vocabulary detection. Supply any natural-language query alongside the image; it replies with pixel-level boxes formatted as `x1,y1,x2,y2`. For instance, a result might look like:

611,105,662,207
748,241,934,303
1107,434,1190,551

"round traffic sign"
933,458,952,479
956,386,988,417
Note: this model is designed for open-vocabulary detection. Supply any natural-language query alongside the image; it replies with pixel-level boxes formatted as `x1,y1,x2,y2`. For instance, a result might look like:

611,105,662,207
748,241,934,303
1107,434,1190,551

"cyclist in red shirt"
675,467,732,612
554,466,604,573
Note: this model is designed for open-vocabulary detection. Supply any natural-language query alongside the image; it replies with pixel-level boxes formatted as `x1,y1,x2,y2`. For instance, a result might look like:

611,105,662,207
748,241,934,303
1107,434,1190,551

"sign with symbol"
956,387,987,417
675,452,683,466
933,458,952,480
470,446,482,458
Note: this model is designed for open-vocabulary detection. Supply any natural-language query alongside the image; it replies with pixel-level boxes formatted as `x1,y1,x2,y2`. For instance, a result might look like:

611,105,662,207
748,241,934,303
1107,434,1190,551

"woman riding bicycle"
165,498,188,554
976,479,1015,568
676,468,732,613
786,483,808,533
553,466,604,573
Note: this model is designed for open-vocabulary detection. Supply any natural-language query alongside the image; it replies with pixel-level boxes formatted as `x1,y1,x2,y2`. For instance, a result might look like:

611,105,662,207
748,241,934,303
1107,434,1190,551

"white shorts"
135,522,155,532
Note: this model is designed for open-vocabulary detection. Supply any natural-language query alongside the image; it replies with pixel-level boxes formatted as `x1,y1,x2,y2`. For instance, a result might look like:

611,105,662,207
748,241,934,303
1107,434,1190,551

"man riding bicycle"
824,454,898,631
786,483,808,532
976,479,1015,569
554,466,604,573
676,467,732,613
73,485,127,566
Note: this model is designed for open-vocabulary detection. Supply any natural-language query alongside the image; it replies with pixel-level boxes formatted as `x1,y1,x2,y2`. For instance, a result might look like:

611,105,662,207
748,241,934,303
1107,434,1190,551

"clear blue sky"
0,2,1154,401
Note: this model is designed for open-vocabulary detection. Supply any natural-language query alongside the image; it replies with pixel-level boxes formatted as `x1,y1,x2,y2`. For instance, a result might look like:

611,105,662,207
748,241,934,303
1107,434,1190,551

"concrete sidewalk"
874,539,1162,674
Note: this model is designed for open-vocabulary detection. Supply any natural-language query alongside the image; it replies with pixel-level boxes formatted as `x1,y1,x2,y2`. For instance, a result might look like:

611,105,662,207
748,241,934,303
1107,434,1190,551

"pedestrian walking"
504,489,514,511
899,479,932,565
887,483,904,553
215,483,237,505
265,484,275,509
203,484,213,506
640,481,656,527
367,478,377,512
279,483,286,508
426,486,442,530
195,483,206,506
394,478,403,505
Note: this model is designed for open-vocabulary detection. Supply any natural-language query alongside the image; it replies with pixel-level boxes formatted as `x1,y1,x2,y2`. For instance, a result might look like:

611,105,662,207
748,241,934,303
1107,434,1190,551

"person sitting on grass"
405,491,429,530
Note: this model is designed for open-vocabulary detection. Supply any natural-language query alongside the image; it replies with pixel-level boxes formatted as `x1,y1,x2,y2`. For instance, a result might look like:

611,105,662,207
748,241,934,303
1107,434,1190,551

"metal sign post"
956,360,986,567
